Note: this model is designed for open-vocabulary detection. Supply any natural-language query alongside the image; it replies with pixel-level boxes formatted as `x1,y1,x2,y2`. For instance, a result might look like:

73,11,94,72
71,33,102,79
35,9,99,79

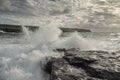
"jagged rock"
45,50,120,80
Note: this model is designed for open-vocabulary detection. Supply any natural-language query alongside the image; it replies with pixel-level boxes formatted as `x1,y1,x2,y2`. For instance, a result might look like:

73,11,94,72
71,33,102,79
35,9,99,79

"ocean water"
0,27,62,80
0,27,120,80
0,0,120,80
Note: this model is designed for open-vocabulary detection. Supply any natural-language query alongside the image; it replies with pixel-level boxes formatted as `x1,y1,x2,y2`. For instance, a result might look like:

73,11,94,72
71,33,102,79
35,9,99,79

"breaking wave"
0,0,120,80
0,26,119,80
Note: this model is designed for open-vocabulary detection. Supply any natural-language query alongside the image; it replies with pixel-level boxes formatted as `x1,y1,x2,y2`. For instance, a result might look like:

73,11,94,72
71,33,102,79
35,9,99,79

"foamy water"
0,0,120,80
0,27,120,80
0,27,62,80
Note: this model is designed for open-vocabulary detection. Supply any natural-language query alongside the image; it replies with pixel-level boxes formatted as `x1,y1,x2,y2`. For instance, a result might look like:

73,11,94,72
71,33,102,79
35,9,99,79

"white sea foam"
0,0,119,80
54,32,111,51
0,44,59,80
0,26,119,80
0,27,63,80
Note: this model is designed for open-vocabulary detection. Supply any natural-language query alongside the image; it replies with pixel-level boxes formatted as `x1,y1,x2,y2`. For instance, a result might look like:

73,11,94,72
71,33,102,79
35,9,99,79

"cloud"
49,7,70,15
0,0,35,15
0,0,12,10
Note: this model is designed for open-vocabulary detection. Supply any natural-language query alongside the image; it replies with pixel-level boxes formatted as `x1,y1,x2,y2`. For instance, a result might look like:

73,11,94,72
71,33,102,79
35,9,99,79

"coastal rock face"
45,50,120,80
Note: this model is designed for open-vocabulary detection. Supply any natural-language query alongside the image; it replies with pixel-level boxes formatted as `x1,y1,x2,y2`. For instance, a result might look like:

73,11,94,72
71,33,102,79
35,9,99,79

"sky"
0,0,120,30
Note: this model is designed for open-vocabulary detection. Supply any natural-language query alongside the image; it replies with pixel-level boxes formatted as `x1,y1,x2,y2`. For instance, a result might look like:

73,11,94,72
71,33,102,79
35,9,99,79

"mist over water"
0,26,120,80
0,27,62,80
0,0,120,80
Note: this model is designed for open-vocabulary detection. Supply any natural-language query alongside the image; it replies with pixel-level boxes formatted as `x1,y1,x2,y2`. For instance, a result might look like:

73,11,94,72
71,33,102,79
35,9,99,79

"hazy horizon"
0,0,120,31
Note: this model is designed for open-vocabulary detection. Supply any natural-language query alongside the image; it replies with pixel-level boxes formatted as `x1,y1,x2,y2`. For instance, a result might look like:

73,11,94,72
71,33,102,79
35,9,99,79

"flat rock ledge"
45,49,120,80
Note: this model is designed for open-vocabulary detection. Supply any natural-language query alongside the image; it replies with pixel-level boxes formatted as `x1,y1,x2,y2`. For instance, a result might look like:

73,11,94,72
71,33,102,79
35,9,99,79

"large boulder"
45,50,120,80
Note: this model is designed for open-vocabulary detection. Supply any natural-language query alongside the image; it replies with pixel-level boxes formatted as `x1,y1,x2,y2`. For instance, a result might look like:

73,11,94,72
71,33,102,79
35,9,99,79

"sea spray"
54,32,110,51
0,45,60,80
22,25,31,43
0,27,63,80
0,0,119,80
29,27,62,51
0,27,120,80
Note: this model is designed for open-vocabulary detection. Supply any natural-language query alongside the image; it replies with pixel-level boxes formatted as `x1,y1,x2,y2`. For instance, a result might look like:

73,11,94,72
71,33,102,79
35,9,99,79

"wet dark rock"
45,60,52,74
63,55,97,68
84,66,120,80
0,24,39,33
49,0,60,2
45,50,120,80
54,48,79,52
53,48,66,52
60,28,91,32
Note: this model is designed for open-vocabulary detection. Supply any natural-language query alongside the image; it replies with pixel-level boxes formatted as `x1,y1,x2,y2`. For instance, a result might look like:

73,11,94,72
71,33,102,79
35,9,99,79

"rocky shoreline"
0,24,91,33
0,24,39,32
45,49,120,80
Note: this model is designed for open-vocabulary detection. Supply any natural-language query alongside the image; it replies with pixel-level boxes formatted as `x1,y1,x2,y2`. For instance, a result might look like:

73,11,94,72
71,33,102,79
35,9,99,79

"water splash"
0,27,62,80
22,25,31,42
0,27,119,80
0,0,119,80
54,32,110,51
